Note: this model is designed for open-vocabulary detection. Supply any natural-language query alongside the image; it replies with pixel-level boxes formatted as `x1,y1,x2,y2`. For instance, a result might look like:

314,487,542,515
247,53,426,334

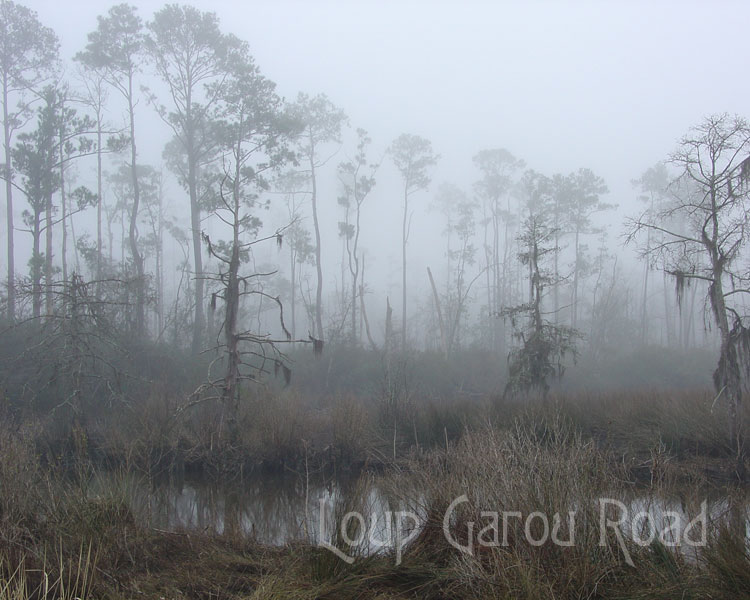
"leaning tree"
627,113,750,479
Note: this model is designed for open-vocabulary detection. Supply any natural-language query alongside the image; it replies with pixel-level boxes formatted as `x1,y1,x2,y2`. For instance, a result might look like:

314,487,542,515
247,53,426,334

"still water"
89,470,750,555
90,470,412,546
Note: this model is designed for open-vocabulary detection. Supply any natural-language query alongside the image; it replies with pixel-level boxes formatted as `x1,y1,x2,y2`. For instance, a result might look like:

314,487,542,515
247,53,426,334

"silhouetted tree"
503,210,579,399
473,149,525,354
199,48,299,434
628,114,750,479
13,87,57,318
389,133,438,349
275,169,313,341
566,168,611,328
432,182,480,356
632,162,671,344
13,85,95,319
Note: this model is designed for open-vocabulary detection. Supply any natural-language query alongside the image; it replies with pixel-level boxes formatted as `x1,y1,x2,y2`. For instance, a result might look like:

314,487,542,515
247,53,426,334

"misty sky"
28,0,749,178
13,0,750,313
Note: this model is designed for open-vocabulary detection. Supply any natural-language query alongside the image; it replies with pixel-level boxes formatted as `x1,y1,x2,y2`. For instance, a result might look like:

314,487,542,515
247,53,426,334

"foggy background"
7,0,750,365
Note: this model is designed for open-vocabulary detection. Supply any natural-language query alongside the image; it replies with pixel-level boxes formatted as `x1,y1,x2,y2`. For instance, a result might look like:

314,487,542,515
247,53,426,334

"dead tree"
627,114,750,479
2,273,133,424
199,199,311,441
182,46,311,436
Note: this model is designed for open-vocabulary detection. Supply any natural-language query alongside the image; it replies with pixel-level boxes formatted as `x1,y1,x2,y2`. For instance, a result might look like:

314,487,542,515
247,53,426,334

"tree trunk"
553,229,560,322
45,189,53,317
360,284,377,351
60,121,68,284
427,266,447,359
127,79,144,337
223,243,240,410
385,296,393,355
189,167,204,352
309,136,323,340
96,112,103,295
572,229,580,328
401,187,408,350
500,200,511,356
706,179,745,479
482,201,492,351
350,197,363,345
351,269,357,343
222,132,244,440
663,271,673,345
156,178,164,335
641,229,650,344
3,73,15,320
32,210,41,319
290,245,296,340
187,101,204,354
710,273,745,479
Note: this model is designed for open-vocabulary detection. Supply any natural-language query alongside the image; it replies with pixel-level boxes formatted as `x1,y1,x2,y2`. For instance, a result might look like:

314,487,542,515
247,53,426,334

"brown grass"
0,394,748,599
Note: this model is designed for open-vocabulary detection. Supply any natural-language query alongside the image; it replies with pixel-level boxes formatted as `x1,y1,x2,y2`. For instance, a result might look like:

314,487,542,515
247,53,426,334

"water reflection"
624,493,750,558
90,471,749,554
96,472,331,543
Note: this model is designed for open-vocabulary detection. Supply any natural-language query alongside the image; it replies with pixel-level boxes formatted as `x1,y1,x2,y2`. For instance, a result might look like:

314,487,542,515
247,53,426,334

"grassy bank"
0,413,748,599
29,386,748,483
2,332,748,598
1,323,728,476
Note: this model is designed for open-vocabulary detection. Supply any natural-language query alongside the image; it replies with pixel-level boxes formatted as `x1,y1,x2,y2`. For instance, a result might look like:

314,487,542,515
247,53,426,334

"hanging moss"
309,335,324,357
672,269,692,310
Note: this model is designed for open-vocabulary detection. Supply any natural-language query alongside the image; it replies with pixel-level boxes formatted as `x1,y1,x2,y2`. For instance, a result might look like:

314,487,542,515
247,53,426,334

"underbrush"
13,383,745,486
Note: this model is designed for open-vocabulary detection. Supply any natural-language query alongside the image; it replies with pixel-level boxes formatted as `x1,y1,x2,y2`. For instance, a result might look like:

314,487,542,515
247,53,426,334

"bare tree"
627,114,750,479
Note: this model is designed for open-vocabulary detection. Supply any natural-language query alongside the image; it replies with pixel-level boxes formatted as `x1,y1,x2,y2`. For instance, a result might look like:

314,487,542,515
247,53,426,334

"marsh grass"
374,414,748,599
0,544,96,600
33,383,746,485
0,394,748,598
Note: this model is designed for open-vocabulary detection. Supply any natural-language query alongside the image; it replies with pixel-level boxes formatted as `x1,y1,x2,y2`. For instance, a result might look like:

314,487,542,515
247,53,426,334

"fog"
8,0,750,352
3,3,750,596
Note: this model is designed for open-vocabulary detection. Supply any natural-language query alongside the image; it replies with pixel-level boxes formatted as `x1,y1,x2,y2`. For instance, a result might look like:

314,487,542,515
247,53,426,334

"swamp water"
88,470,750,558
